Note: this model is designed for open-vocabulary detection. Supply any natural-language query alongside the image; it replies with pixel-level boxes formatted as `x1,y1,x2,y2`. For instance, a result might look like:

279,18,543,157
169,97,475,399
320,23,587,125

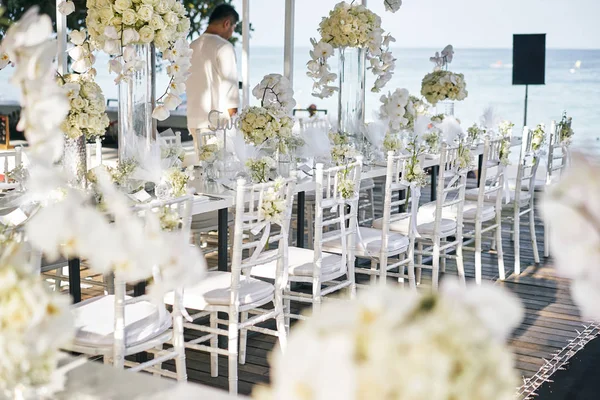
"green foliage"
0,0,250,43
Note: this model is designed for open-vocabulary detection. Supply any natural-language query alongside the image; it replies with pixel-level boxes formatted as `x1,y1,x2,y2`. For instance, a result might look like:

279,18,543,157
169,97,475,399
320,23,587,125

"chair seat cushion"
440,201,496,222
322,227,410,256
465,187,531,205
73,295,172,348
373,212,457,238
165,271,274,309
251,247,343,279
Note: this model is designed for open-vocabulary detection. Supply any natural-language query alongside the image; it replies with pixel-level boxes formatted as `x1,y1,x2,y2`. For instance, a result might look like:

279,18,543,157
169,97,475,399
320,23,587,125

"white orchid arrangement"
557,112,574,145
404,135,428,187
384,0,402,13
307,1,396,98
421,45,468,106
246,156,276,184
541,154,600,322
84,0,192,121
379,88,410,133
240,74,297,153
67,28,96,74
337,167,357,199
255,282,522,400
0,244,74,395
4,2,206,323
531,123,546,153
59,73,110,140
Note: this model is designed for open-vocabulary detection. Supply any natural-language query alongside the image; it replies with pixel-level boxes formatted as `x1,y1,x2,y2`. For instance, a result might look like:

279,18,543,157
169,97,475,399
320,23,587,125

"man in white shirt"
186,4,240,156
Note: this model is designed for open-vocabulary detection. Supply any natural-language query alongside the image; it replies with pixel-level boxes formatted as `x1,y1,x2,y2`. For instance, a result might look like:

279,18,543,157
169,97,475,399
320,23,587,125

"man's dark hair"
208,4,240,25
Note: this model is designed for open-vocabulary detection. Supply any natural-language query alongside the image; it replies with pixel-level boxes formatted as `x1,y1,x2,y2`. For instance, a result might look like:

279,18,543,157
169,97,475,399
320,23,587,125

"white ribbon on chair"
407,182,421,239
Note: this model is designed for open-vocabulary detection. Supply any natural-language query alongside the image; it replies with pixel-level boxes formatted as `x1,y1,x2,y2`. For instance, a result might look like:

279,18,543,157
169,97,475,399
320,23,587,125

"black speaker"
513,34,546,85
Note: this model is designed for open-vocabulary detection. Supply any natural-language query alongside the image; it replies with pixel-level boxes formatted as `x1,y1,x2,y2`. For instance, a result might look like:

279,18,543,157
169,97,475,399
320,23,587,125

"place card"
0,208,27,226
127,189,152,203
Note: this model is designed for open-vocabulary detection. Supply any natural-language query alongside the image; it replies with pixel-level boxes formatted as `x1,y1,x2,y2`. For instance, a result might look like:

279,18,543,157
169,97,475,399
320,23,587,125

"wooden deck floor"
64,183,595,398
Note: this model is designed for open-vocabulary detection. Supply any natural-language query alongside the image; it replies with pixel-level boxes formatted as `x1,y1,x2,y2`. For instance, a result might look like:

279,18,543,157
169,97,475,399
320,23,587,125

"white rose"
113,0,132,12
137,5,154,22
172,1,184,14
155,0,170,14
76,113,90,128
149,14,165,30
67,126,82,138
122,9,137,25
138,26,155,44
177,18,190,33
98,7,115,24
163,11,179,26
142,0,156,4
122,28,140,45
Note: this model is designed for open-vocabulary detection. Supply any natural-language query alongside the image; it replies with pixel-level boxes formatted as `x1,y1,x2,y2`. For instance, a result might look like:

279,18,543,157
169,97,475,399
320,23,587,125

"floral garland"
59,73,110,140
254,283,522,400
246,156,275,184
337,169,356,199
307,1,396,98
557,112,574,145
531,123,546,153
330,133,356,165
84,0,192,121
420,45,468,106
497,120,514,166
261,178,287,225
404,135,427,187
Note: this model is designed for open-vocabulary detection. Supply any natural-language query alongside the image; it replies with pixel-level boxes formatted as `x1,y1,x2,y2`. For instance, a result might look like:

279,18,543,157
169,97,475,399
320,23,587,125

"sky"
230,0,600,49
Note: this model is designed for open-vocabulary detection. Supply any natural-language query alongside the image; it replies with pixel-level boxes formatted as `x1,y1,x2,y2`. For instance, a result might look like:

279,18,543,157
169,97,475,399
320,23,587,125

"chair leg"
544,219,550,258
514,206,521,275
284,296,291,333
228,313,239,394
440,239,447,273
369,188,375,224
475,222,482,285
275,297,288,353
210,312,218,377
529,208,540,264
496,223,506,280
416,242,423,285
173,312,187,382
370,259,378,285
239,311,248,365
398,253,405,285
456,241,465,286
306,205,314,249
432,239,441,291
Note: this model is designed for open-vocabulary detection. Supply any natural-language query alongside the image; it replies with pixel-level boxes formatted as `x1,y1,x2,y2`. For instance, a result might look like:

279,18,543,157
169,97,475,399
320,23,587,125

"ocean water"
1,47,599,152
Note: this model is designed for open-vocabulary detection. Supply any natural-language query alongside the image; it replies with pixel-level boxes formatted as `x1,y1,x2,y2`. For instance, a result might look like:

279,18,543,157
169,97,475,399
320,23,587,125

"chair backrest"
0,147,23,183
161,131,182,148
476,136,506,212
546,120,568,185
313,157,363,279
380,151,419,259
434,143,468,236
230,174,297,300
86,137,103,170
112,193,195,367
515,127,540,202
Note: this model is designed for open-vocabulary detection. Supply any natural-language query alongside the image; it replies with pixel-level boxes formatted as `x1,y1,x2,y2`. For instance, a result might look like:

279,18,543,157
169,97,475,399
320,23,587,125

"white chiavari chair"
165,175,297,394
64,194,194,381
450,136,505,284
253,159,362,326
386,143,467,290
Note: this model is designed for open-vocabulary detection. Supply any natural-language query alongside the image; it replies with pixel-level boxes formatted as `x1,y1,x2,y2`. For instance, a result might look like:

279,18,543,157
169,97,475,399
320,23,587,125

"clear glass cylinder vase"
62,134,87,187
275,150,291,178
337,47,366,144
437,100,455,117
118,44,156,162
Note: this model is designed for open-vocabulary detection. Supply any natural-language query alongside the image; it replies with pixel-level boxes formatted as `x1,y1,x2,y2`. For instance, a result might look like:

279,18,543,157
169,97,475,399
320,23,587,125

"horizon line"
240,45,600,51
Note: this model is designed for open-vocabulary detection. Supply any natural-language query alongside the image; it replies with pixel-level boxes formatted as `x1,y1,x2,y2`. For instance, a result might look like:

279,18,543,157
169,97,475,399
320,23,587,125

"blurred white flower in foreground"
254,281,522,400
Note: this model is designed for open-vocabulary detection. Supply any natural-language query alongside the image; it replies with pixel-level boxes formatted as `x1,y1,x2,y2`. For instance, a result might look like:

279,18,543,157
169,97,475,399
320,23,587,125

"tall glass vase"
437,100,455,117
118,44,156,162
337,47,366,145
62,134,87,187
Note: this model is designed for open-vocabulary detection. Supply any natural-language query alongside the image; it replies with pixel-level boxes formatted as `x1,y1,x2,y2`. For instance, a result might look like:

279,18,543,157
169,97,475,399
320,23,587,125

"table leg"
477,153,484,187
430,165,439,202
399,189,406,213
134,282,146,296
218,207,229,272
68,258,81,303
297,191,305,248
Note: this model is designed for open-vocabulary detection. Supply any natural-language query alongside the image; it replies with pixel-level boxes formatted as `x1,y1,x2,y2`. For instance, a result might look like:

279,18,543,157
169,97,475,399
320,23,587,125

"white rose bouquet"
59,73,110,140
420,45,468,106
260,178,286,224
254,282,522,400
307,1,396,97
240,74,298,153
0,244,74,394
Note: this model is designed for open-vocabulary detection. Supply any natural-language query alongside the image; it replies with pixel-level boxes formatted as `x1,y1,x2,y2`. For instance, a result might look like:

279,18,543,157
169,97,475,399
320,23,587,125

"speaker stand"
523,84,529,127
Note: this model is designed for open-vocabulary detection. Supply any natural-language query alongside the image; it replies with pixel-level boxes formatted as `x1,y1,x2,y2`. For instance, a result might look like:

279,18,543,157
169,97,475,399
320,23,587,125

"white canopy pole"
283,0,295,86
56,0,68,75
241,0,250,107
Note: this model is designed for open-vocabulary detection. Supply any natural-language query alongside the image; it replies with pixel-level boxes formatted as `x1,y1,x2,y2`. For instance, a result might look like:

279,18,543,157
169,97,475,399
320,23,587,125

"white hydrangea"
255,283,521,400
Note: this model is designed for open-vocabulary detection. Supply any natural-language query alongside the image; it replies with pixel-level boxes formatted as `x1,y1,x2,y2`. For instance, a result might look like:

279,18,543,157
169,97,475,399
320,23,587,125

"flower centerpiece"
246,156,276,184
421,45,468,112
254,282,522,400
466,123,484,146
557,111,574,144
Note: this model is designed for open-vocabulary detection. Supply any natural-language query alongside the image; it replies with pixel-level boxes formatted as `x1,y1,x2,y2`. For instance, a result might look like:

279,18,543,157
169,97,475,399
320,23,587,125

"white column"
56,0,68,75
283,0,295,86
242,0,250,108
